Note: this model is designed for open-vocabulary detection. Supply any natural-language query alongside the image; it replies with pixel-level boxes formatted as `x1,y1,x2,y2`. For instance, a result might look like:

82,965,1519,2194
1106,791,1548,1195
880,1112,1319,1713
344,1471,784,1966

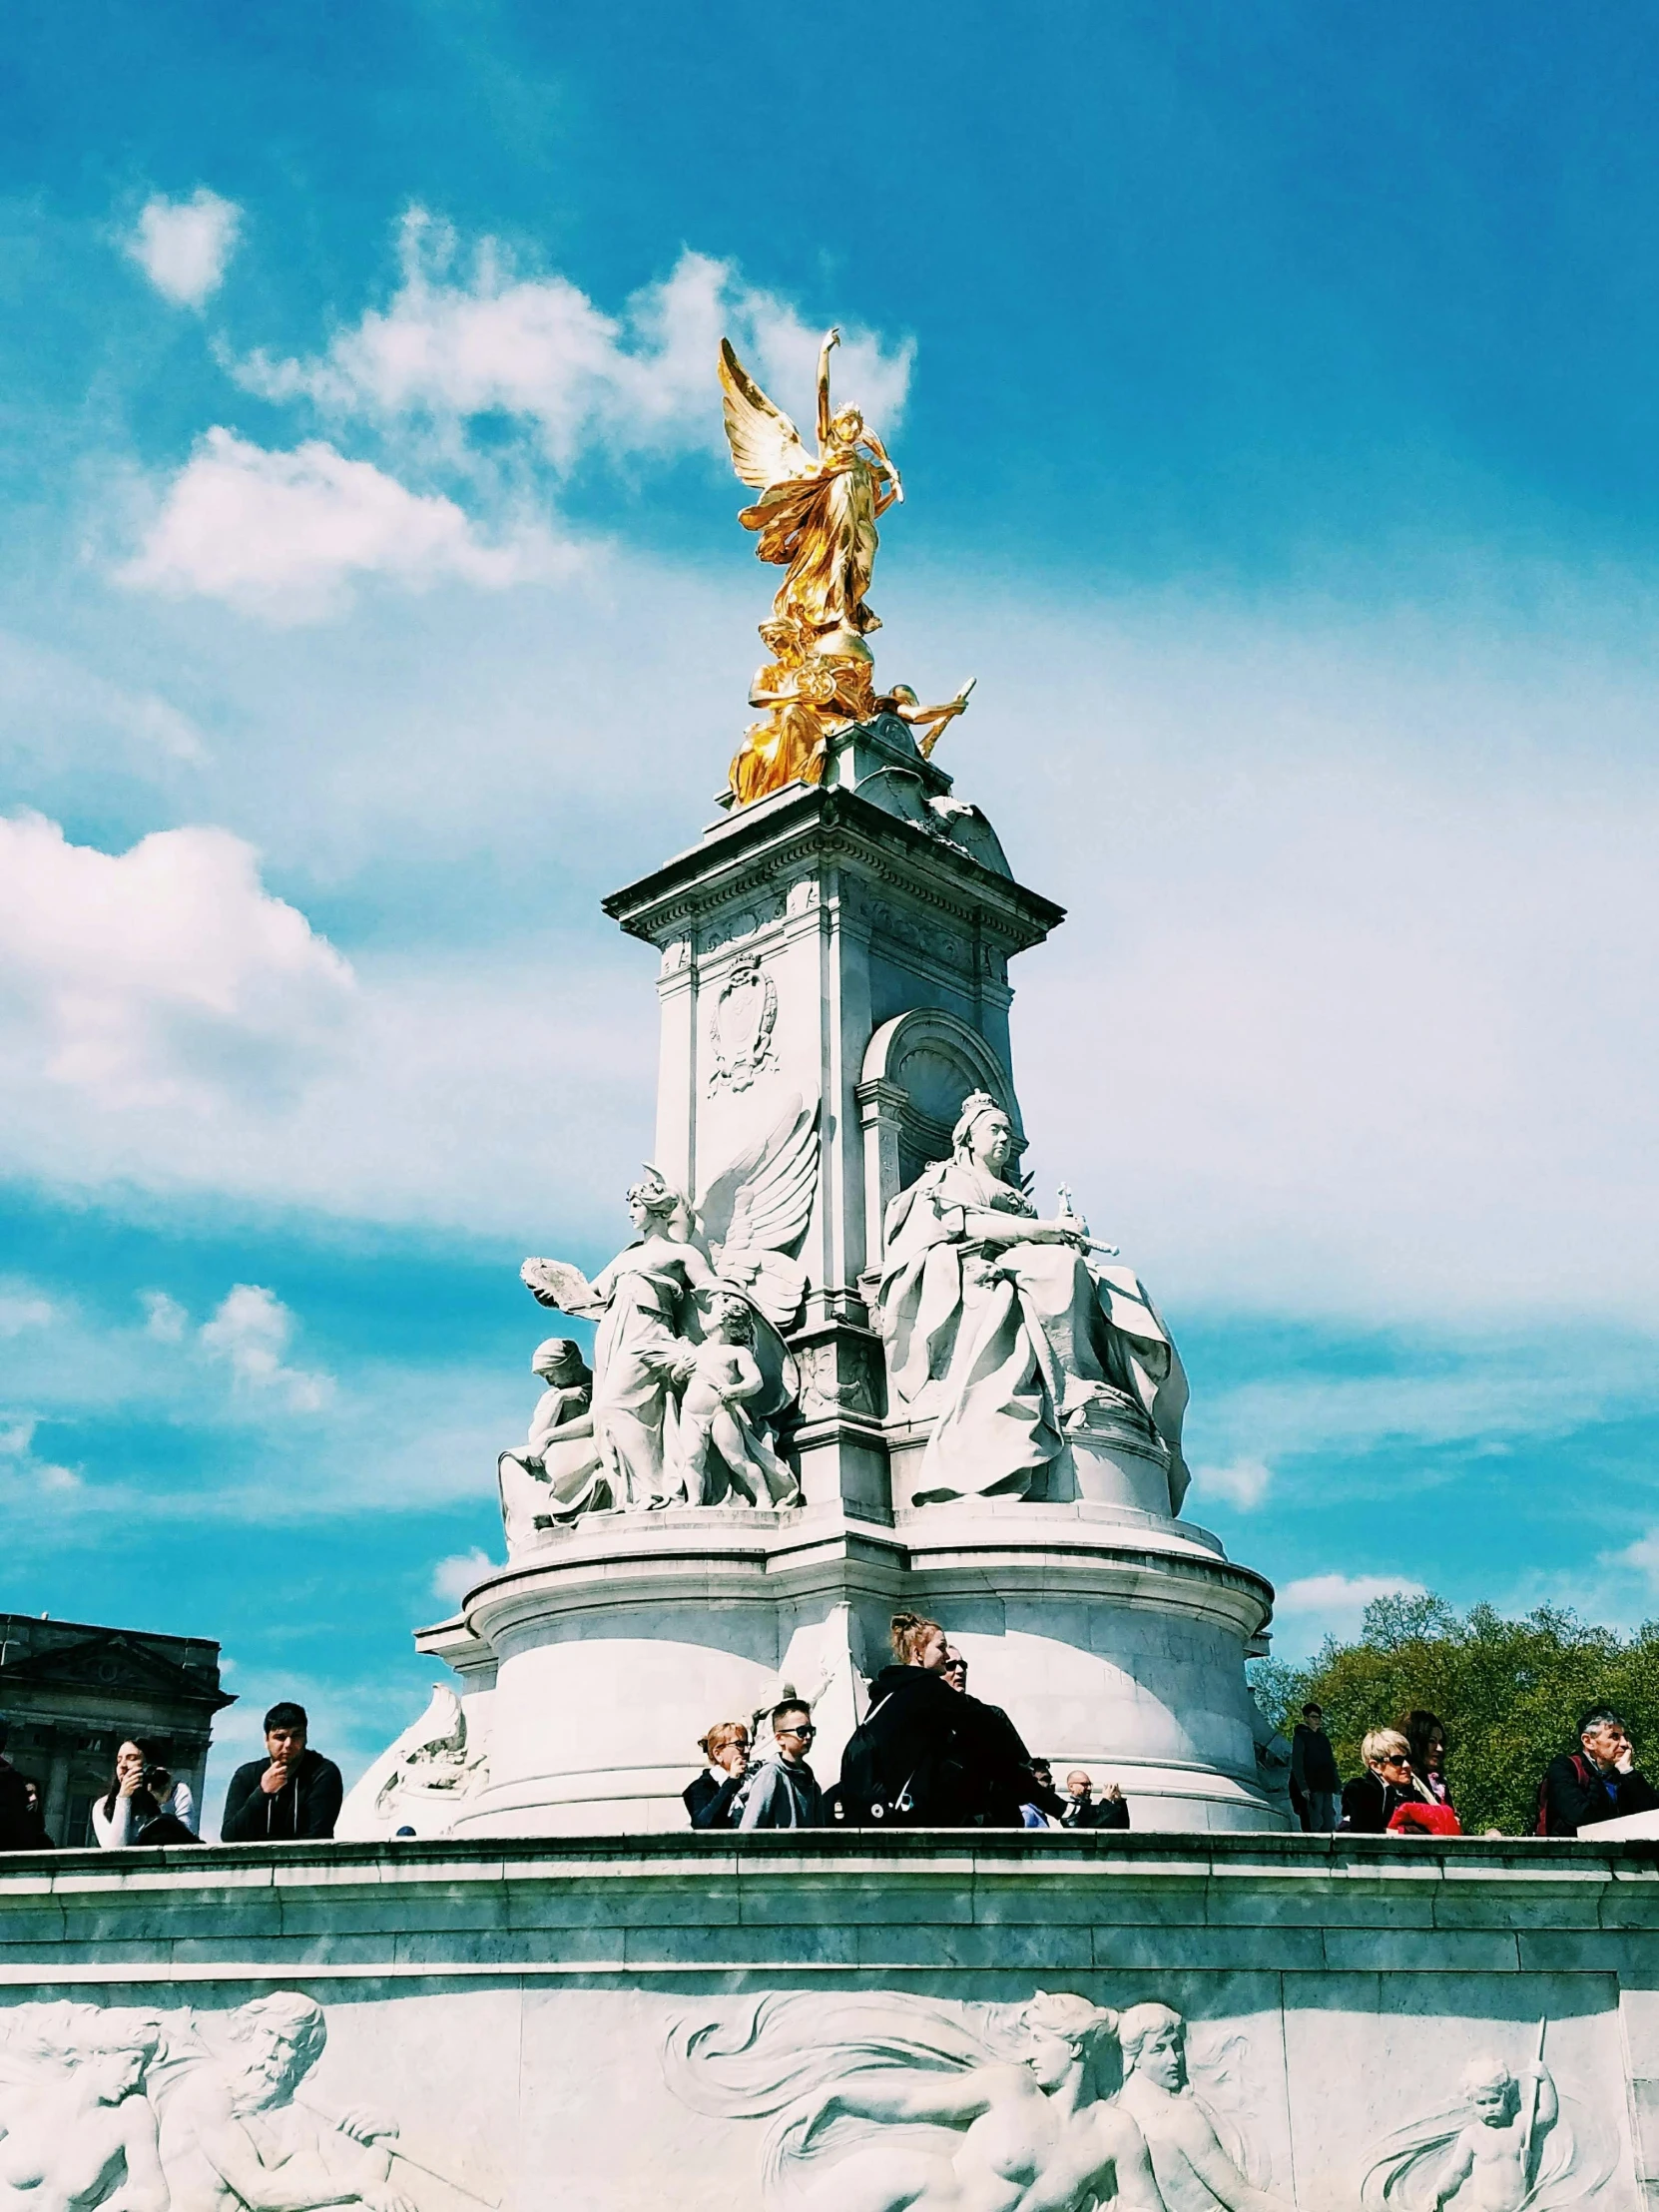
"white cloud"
141,1291,189,1343
0,811,353,1113
126,190,242,309
235,213,912,471
1186,1334,1659,1498
430,1548,495,1604
1197,1456,1274,1509
1273,1572,1428,1647
0,1293,56,1336
0,630,208,767
1606,1529,1659,1590
200,1285,332,1412
120,430,565,622
12,549,1659,1349
0,1417,37,1455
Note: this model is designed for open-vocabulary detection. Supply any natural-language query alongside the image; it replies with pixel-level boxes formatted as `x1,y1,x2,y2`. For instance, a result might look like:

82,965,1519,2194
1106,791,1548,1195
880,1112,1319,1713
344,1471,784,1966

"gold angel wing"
719,338,815,491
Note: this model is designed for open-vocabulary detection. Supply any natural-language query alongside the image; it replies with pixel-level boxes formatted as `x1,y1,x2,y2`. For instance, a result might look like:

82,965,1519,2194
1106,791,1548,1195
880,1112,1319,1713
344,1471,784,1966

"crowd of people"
1289,1699,1659,1837
2,1665,1654,1850
0,1701,343,1851
682,1611,1133,1832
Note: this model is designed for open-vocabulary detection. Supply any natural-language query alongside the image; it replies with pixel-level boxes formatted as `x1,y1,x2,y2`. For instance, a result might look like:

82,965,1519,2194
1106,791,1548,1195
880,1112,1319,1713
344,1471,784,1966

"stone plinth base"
2,1832,1655,2212
396,1502,1284,1839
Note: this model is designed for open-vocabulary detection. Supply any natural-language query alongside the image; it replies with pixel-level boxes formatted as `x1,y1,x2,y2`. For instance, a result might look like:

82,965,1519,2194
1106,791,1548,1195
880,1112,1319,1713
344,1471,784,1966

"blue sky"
4,3,1658,1821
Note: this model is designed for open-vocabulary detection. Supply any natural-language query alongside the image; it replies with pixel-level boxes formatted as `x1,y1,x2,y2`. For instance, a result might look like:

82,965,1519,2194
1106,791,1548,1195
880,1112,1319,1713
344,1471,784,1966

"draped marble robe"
878,1156,1190,1508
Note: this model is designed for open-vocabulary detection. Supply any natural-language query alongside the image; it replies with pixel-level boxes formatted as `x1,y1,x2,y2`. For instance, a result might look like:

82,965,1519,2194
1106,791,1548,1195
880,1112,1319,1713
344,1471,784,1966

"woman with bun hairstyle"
837,1613,1040,1826
683,1720,751,1830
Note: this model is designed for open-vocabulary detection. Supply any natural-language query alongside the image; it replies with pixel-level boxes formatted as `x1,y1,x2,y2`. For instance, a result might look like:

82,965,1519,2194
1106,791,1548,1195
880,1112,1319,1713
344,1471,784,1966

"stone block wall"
2,1831,1655,2212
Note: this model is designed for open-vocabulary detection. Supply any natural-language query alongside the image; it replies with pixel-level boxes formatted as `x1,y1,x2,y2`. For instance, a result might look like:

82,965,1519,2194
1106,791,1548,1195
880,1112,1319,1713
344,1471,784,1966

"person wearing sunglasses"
1341,1728,1433,1833
737,1699,827,1829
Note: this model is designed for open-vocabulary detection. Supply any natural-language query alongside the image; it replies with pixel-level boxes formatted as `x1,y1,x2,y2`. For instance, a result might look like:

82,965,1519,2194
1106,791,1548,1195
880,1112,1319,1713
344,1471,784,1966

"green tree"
1252,1595,1659,1835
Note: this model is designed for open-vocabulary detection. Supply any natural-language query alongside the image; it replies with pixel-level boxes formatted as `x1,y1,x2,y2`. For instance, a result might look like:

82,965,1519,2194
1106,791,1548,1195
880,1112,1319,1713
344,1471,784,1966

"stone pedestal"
426,1497,1275,1839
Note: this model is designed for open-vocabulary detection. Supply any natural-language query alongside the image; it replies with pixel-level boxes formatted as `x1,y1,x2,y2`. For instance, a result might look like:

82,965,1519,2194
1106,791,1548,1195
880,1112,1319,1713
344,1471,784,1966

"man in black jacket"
222,1702,343,1842
1539,1708,1659,1836
942,1646,1060,1828
1061,1769,1131,1831
0,1718,49,1851
1290,1703,1342,1832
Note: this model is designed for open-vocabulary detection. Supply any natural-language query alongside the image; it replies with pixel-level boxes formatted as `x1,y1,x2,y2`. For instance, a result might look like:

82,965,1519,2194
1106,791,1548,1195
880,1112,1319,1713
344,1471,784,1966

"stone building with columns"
0,1611,233,1844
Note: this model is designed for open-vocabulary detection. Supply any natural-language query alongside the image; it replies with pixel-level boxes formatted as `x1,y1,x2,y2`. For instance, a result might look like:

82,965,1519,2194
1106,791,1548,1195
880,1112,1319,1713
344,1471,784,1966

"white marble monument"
7,326,1654,2212
339,704,1285,1840
338,325,1287,1843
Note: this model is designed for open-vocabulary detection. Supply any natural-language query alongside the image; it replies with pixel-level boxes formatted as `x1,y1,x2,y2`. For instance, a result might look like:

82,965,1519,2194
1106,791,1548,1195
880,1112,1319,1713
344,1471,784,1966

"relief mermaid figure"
877,1093,1191,1508
666,1989,1164,2212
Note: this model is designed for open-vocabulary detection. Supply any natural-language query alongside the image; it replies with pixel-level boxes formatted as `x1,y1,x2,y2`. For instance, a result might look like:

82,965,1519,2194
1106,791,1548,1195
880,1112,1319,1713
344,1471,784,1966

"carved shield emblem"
709,955,779,1091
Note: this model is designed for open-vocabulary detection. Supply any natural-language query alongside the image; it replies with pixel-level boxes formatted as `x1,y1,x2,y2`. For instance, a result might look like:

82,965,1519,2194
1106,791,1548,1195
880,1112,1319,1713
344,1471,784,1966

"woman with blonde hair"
1341,1728,1435,1833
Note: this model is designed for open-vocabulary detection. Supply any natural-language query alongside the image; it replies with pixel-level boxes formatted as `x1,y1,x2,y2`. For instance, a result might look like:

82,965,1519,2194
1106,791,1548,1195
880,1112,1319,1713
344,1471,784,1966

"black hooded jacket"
221,1748,343,1841
840,1665,1037,1827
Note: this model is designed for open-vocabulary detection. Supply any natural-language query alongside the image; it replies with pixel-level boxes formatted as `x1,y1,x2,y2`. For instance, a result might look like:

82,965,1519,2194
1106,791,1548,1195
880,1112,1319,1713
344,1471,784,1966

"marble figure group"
667,1990,1290,2212
510,1096,820,1532
0,1994,456,2212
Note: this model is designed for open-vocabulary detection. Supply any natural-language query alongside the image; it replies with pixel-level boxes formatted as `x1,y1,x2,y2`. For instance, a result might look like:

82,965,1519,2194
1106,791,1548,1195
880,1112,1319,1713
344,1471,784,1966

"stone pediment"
1,1631,234,1711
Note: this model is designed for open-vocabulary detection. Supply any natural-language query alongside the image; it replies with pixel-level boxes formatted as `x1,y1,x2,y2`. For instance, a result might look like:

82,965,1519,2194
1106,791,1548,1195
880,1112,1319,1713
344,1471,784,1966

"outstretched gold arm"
816,326,840,447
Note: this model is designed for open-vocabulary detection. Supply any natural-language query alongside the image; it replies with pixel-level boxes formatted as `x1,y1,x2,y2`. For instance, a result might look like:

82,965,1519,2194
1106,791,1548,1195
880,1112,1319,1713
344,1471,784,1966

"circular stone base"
421,1502,1288,1840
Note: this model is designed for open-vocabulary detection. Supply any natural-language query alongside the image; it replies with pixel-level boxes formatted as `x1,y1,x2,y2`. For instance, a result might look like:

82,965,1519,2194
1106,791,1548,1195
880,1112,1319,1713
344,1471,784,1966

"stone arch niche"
856,1008,1026,1274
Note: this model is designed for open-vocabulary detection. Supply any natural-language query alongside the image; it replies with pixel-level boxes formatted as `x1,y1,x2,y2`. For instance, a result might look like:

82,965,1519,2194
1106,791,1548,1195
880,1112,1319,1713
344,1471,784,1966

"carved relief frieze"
0,1994,495,2212
666,1992,1293,2212
794,1335,881,1422
866,896,971,971
1361,2041,1610,2212
700,893,787,957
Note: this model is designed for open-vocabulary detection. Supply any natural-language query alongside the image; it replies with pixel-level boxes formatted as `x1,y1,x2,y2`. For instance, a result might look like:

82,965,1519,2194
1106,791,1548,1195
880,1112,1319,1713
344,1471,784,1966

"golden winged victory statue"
719,327,972,807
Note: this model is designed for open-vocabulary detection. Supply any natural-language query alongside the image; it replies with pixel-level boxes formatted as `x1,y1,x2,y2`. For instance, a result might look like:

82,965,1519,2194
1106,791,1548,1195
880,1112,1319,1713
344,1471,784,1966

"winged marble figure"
517,1098,820,1516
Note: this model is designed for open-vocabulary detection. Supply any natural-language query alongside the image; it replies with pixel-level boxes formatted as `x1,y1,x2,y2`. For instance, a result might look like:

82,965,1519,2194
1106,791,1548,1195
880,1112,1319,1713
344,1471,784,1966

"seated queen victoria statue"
877,1093,1192,1511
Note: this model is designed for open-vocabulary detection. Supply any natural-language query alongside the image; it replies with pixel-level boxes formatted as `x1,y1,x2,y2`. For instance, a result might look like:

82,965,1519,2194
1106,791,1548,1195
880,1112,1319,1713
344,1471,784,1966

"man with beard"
156,1994,411,2212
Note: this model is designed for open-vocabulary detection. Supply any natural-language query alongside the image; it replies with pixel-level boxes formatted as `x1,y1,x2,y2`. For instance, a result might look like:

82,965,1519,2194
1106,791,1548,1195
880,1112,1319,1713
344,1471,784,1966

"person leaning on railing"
684,1720,751,1830
92,1736,198,1846
1537,1707,1659,1836
221,1701,342,1842
1340,1729,1435,1833
0,1716,48,1851
836,1612,1044,1828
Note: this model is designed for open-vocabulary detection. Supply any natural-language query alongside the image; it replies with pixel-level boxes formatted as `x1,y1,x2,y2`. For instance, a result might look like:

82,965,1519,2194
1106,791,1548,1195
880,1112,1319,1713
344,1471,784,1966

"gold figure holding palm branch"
719,329,971,806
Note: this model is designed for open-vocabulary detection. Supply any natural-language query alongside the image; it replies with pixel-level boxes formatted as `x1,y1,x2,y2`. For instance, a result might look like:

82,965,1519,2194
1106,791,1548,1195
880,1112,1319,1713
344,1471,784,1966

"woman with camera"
91,1737,198,1846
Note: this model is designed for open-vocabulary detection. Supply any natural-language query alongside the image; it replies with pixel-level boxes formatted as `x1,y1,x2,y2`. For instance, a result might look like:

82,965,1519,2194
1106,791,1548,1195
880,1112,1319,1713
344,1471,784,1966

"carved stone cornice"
604,786,1064,957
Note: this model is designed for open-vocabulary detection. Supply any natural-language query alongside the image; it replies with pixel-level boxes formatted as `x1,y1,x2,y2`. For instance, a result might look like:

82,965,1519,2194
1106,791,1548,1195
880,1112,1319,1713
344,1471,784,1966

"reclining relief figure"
876,1092,1191,1509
